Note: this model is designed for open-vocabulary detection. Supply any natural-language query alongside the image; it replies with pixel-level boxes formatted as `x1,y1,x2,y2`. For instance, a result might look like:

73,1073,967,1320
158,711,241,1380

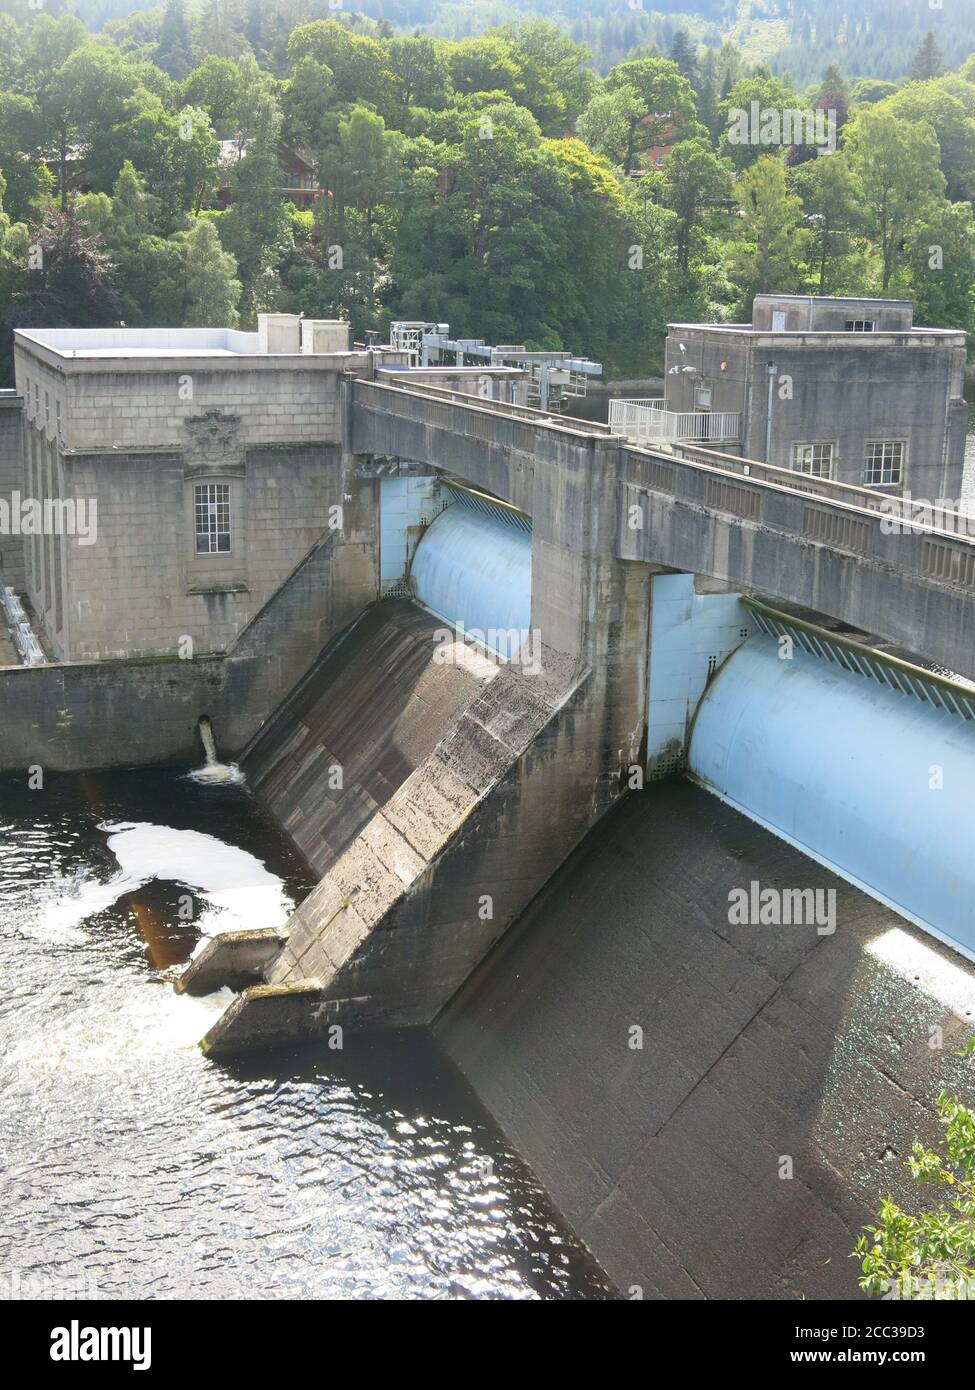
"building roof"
15,327,264,359
753,294,913,308
665,322,964,339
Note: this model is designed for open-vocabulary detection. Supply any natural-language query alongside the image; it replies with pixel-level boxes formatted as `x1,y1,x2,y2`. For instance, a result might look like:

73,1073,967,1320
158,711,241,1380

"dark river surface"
0,765,610,1301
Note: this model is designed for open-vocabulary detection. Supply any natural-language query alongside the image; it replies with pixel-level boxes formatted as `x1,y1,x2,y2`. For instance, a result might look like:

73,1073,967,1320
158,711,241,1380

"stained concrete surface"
242,599,497,878
437,778,975,1300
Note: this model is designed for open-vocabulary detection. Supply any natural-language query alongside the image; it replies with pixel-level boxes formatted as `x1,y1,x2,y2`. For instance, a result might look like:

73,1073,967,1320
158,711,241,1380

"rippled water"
0,768,609,1301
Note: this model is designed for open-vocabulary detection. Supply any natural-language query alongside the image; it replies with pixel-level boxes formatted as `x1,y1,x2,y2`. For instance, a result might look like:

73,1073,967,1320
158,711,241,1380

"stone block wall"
61,443,366,660
0,393,25,591
0,489,379,773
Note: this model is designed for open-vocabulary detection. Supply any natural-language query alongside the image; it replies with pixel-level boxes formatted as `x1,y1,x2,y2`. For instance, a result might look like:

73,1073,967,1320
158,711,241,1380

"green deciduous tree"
719,73,799,170
387,36,449,115
878,80,975,201
218,56,291,308
728,154,810,309
661,136,734,272
908,200,975,335
792,152,864,292
287,20,395,115
181,55,240,135
845,106,945,290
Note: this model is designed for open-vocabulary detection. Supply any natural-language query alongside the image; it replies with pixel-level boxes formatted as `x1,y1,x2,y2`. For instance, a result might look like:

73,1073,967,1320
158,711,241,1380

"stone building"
654,295,968,499
9,315,527,664
10,316,375,662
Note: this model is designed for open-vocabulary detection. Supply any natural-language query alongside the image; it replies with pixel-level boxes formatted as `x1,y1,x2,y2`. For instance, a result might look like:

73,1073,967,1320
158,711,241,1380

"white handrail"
609,398,740,445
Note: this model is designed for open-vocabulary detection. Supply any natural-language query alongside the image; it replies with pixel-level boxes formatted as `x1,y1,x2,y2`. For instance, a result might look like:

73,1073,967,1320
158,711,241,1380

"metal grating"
443,480,532,533
745,599,975,723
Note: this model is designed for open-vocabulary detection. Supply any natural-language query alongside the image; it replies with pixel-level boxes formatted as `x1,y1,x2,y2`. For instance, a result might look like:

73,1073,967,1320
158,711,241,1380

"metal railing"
609,398,741,446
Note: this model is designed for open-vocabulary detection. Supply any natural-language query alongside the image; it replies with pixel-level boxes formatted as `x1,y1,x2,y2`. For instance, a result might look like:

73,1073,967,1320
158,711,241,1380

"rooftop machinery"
388,322,602,413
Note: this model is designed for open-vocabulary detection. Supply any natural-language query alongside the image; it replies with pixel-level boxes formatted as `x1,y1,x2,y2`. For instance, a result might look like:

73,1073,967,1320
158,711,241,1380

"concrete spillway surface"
687,633,975,963
438,779,975,1300
241,599,499,878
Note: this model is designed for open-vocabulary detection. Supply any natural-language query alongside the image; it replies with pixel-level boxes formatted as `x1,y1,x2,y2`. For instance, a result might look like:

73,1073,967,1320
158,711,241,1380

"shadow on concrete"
437,778,975,1299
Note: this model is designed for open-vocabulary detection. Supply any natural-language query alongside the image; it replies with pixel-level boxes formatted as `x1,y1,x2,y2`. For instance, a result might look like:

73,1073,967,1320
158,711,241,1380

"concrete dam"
184,480,975,1300
5,323,975,1299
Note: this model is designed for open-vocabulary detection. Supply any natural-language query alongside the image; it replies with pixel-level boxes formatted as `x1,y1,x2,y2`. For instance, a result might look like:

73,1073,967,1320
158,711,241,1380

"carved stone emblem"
184,410,243,475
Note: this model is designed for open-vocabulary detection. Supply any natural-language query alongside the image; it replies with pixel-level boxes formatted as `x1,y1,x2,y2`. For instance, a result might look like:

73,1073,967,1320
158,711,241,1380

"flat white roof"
16,327,262,358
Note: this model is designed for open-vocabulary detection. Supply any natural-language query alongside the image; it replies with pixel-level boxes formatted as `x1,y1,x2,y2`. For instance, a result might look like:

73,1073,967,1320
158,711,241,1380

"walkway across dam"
352,375,975,684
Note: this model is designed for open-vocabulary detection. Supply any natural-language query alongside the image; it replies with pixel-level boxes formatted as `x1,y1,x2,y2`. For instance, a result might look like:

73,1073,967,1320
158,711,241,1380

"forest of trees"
64,0,975,85
0,0,974,383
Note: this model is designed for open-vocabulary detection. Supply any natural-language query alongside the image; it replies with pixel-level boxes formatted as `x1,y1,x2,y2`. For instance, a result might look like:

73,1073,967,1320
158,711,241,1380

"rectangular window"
771,310,786,331
694,385,713,410
863,440,904,486
793,442,833,478
845,319,874,332
195,483,231,554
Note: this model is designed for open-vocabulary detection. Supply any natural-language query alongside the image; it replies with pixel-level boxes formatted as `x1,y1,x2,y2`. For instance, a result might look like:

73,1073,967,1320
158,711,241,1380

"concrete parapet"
176,928,288,996
200,980,326,1056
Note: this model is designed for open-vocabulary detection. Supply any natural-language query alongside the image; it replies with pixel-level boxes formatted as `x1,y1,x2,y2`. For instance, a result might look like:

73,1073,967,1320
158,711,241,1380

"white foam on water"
5,985,236,1072
184,762,246,786
36,821,293,941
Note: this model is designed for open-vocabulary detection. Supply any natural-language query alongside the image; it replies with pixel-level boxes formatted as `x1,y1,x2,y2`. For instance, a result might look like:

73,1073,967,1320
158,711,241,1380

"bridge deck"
350,375,975,681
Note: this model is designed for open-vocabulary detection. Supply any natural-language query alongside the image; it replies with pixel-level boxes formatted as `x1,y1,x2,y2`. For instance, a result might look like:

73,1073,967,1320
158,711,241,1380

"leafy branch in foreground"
854,1057,975,1300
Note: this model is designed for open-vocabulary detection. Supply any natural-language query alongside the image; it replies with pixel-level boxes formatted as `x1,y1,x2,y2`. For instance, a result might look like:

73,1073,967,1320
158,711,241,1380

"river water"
0,766,610,1301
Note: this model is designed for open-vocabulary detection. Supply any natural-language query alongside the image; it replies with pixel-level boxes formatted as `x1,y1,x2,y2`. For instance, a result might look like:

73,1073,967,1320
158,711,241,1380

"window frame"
792,441,835,479
194,481,232,556
862,439,905,487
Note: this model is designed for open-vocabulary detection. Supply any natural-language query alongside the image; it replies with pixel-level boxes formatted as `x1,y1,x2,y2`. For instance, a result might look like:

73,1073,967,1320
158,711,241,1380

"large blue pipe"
411,502,531,660
687,634,975,961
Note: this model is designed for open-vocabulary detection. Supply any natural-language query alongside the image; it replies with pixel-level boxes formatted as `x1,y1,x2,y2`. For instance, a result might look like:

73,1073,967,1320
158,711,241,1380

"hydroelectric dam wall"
436,778,975,1299
4,343,975,1299
191,474,652,1046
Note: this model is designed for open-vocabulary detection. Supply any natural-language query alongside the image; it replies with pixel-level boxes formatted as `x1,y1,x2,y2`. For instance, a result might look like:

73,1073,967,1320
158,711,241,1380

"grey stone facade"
11,325,377,660
0,391,25,591
663,295,967,499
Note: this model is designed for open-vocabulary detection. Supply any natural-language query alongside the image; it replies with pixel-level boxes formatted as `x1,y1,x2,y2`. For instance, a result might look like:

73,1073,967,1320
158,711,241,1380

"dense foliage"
855,1077,975,1300
0,2,974,384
